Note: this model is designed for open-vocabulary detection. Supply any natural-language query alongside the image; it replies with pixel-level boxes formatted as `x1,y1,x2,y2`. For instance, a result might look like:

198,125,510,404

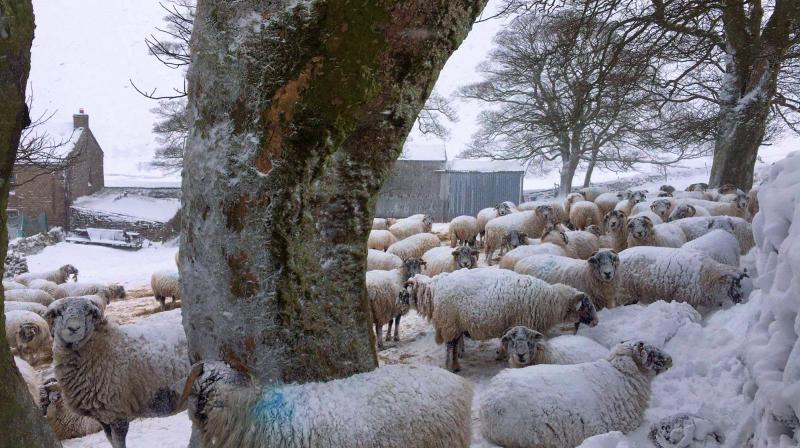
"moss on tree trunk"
0,1,62,446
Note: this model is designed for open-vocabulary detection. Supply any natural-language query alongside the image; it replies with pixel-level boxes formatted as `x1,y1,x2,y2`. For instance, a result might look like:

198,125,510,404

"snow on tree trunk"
0,1,62,446
583,149,598,188
182,0,487,386
559,156,577,196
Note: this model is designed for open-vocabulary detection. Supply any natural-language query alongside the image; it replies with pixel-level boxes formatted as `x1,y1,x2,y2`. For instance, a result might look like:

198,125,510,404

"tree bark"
559,156,577,196
583,148,599,188
0,2,62,446
182,0,486,388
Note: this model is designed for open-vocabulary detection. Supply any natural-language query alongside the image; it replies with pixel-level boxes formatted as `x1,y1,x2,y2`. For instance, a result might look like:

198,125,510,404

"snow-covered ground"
72,192,180,223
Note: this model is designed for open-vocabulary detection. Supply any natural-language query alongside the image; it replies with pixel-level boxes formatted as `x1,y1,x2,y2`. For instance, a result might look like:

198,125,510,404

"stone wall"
68,207,168,241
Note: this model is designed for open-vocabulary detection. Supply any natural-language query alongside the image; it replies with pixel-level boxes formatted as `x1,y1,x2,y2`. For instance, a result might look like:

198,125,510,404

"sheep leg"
446,336,462,372
156,295,166,311
101,422,112,444
110,419,129,448
385,319,393,341
393,314,401,342
374,322,384,349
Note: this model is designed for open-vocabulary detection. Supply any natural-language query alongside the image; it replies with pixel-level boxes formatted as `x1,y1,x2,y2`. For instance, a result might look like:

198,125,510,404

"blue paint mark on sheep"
252,388,293,423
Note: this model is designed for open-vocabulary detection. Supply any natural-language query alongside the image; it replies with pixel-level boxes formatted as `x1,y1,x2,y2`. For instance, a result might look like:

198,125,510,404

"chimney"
73,108,89,129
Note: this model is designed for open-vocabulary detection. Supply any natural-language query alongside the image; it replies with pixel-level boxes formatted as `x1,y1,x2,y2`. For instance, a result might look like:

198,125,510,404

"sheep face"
687,183,708,192
657,191,672,197
622,341,673,376
672,204,696,220
732,192,747,210
567,294,599,331
588,250,619,282
541,228,568,246
585,225,602,237
659,185,676,194
708,217,735,233
649,199,673,221
502,230,527,250
402,258,426,279
47,298,103,350
627,216,654,240
603,210,626,232
109,284,126,300
718,183,739,194
17,323,53,366
565,193,585,208
495,203,512,216
421,215,434,226
500,326,543,368
60,264,79,282
451,246,479,269
631,190,647,204
535,205,554,223
725,272,749,303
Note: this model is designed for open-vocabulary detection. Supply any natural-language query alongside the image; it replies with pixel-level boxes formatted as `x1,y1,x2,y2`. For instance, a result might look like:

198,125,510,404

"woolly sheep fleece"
386,233,440,260
366,249,403,271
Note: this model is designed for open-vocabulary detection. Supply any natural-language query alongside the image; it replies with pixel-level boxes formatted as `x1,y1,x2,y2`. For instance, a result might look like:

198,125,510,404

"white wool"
673,191,705,200
366,249,403,271
386,233,440,260
539,334,610,364
577,431,636,448
570,201,603,229
367,229,398,251
513,253,616,309
371,217,389,230
14,356,40,401
595,192,624,216
676,198,747,219
498,243,566,270
4,301,47,317
448,215,479,247
389,216,431,240
26,279,59,296
3,280,26,290
422,246,459,276
4,288,54,306
53,282,117,302
672,216,754,253
682,229,740,266
5,309,52,367
630,210,664,225
578,300,701,349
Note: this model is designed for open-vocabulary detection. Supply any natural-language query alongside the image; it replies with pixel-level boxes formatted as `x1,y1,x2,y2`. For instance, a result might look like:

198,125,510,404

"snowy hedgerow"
48,298,190,448
616,246,749,311
480,341,672,448
681,229,740,266
499,326,608,368
4,251,28,279
180,361,474,448
5,309,53,367
15,264,79,285
402,268,598,371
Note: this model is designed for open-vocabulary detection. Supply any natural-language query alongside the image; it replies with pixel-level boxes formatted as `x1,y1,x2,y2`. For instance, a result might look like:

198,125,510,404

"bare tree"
460,3,704,195
0,1,63,445
417,91,459,139
149,99,188,172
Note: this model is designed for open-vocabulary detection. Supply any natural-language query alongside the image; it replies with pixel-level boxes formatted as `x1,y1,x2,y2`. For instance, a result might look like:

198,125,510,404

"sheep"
367,258,425,347
4,288,55,306
367,229,398,251
15,264,79,285
497,243,567,270
480,341,672,448
3,280,26,290
499,229,527,256
371,217,390,230
514,250,620,310
564,192,586,217
616,246,749,311
585,224,602,237
39,378,104,440
47,298,190,448
594,191,627,217
15,356,40,401
648,198,675,221
484,210,551,265
151,270,180,310
366,249,403,271
541,227,600,260
388,215,433,240
671,216,754,253
577,186,609,202
4,301,48,317
179,361,474,448
746,187,759,218
401,268,598,371
53,282,126,304
668,203,710,221
673,190,706,200
499,326,609,368
26,278,59,296
448,215,479,247
626,216,687,248
659,185,676,195
386,232,441,261
613,190,647,215
422,246,478,277
599,210,628,252
630,210,664,225
648,413,725,448
686,182,708,192
677,196,748,219
476,203,512,246
682,229,740,266
517,201,568,224
569,200,602,230
5,309,52,367
657,190,673,197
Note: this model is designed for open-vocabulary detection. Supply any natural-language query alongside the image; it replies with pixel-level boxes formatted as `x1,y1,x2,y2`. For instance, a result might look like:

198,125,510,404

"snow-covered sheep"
180,361,474,448
514,250,620,310
53,282,126,304
499,229,527,256
497,243,567,270
599,210,628,252
660,185,676,195
671,216,754,253
613,190,647,215
668,203,710,221
422,246,478,277
484,210,551,265
648,413,725,448
4,301,48,317
40,378,103,440
5,309,52,367
564,192,586,217
682,229,740,266
585,224,602,237
595,191,627,216
386,232,441,261
4,288,55,306
15,264,78,285
480,341,672,448
448,215,479,247
26,278,59,296
476,203,512,246
541,228,600,260
499,327,609,367
673,190,706,200
616,246,749,310
626,216,687,248
517,202,568,225
371,217,390,230
366,249,403,271
367,258,425,347
686,182,708,192
47,298,190,448
630,209,664,225
367,229,398,251
648,198,675,221
677,197,748,219
151,270,180,310
388,215,433,240
569,200,602,230
401,269,598,371
578,186,609,202
3,280,26,290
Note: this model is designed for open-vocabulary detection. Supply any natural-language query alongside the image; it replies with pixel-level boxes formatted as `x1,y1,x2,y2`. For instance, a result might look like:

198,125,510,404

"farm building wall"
446,171,523,218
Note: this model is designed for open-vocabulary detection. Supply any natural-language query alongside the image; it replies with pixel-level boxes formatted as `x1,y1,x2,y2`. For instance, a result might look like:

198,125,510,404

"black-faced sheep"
480,341,672,448
15,264,78,285
422,246,478,277
499,326,609,368
499,229,527,256
626,216,687,248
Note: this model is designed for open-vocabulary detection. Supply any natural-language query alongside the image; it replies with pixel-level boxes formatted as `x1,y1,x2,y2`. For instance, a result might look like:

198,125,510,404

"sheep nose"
67,325,80,333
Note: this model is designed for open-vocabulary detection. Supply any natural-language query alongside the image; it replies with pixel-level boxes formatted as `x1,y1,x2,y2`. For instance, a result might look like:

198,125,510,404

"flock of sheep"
0,181,755,447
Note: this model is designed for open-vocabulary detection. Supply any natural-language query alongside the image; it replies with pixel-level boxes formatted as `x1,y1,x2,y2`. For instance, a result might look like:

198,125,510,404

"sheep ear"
452,250,460,256
420,260,427,266
530,331,544,342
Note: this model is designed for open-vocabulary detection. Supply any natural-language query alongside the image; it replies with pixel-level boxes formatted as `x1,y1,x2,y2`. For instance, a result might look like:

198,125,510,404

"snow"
72,192,180,223
400,138,447,161
446,158,524,173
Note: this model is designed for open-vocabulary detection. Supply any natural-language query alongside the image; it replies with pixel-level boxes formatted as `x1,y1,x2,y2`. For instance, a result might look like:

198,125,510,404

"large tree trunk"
559,156,578,196
0,2,62,446
582,148,599,188
182,0,486,389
